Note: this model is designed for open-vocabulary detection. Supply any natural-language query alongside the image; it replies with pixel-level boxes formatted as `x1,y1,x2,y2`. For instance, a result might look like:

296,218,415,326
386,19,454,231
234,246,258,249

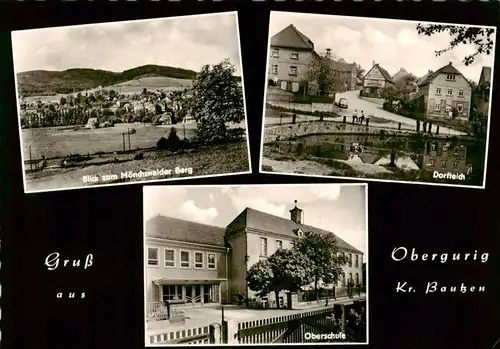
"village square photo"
260,11,495,188
143,184,368,345
12,12,250,193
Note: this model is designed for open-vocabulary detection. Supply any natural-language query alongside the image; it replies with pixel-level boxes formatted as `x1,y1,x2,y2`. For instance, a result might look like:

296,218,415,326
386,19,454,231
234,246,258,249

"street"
334,90,466,136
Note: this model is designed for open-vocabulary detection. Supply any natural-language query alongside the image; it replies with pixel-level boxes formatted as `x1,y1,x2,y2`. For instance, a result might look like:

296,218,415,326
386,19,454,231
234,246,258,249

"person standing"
353,109,358,123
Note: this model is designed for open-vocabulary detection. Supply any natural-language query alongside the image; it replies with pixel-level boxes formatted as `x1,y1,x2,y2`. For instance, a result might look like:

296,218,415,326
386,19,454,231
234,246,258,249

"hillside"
17,64,198,97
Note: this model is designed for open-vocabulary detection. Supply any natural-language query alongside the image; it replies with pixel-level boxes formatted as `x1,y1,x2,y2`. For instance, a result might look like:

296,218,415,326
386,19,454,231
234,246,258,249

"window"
355,255,359,268
431,143,437,151
446,74,456,81
289,66,298,76
260,237,268,256
180,250,191,268
447,89,453,96
164,285,182,301
428,159,436,167
271,65,278,74
348,253,353,267
436,88,441,95
342,273,346,284
290,52,299,60
441,160,447,168
207,253,216,270
148,248,159,266
355,273,360,285
291,82,299,93
271,49,279,58
164,249,175,268
454,147,460,155
434,103,441,111
457,104,463,113
446,105,452,112
349,273,353,283
194,252,204,269
458,89,464,97
276,240,283,250
453,161,458,169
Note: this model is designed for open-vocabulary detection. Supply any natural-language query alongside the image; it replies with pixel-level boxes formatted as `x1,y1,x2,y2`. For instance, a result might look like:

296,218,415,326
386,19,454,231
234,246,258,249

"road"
335,90,466,136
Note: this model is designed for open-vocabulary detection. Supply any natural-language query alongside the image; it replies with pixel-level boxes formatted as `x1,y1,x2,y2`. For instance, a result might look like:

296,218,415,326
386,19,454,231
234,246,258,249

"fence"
147,324,215,345
298,286,366,303
232,300,367,344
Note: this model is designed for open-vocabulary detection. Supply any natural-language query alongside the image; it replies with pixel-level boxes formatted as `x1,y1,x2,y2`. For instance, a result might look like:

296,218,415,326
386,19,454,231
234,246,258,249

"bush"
157,137,168,150
134,152,144,160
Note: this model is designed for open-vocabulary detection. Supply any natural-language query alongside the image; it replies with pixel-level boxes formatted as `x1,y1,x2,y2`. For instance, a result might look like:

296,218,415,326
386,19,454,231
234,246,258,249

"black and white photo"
260,11,495,188
13,12,250,193
143,184,368,345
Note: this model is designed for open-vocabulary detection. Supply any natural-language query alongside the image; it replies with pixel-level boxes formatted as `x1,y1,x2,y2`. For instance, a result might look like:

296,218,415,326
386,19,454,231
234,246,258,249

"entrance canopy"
152,278,227,286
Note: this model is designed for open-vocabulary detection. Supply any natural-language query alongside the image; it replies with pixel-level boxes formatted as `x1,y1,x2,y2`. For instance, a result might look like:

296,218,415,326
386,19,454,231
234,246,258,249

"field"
22,122,200,160
24,141,250,192
22,77,194,104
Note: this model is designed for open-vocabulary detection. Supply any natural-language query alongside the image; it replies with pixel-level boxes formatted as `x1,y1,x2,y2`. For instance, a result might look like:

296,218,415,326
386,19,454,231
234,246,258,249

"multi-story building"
225,202,364,305
268,24,316,94
421,140,467,174
268,25,357,95
415,62,472,120
145,215,230,311
362,62,395,97
145,202,364,310
477,66,492,118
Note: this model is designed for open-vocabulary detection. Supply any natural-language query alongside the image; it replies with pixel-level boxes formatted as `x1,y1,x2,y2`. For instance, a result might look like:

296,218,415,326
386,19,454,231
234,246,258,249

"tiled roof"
331,59,356,73
233,207,363,254
418,62,467,87
146,215,226,247
375,64,395,84
270,24,315,50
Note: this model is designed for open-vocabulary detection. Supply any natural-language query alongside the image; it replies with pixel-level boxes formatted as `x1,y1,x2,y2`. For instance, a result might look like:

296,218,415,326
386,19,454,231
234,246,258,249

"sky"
11,12,242,76
269,11,495,83
144,184,367,261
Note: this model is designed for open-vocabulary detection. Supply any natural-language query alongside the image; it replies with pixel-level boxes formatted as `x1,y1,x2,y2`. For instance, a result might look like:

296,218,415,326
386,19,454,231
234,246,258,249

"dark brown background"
1,1,499,349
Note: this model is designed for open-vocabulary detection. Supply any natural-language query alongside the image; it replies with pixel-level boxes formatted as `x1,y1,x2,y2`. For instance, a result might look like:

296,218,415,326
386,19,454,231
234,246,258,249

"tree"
191,58,245,144
154,103,163,115
416,24,494,66
246,248,313,308
60,96,67,106
308,53,339,96
293,231,348,302
164,90,189,124
355,63,365,81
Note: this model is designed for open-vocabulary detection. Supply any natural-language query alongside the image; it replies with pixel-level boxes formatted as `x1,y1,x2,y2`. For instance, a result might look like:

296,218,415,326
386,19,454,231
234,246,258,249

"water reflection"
274,134,484,182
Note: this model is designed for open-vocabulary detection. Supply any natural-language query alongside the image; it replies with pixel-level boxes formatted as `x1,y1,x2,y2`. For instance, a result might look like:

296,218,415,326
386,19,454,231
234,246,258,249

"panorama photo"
13,12,250,193
144,184,368,345
261,11,495,188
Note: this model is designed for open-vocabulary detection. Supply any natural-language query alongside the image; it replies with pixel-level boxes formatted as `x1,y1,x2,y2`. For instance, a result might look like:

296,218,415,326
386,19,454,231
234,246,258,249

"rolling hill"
17,64,198,97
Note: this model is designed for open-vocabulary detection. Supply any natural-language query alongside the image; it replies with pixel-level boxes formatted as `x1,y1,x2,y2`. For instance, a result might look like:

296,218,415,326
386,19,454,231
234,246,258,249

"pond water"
271,133,485,184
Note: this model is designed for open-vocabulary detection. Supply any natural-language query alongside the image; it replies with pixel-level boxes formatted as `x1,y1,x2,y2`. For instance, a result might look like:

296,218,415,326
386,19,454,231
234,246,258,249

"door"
185,285,193,302
194,285,202,303
204,285,211,304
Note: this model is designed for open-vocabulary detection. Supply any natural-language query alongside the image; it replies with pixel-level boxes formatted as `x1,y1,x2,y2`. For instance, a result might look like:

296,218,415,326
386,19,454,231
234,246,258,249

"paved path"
335,90,466,136
147,295,366,336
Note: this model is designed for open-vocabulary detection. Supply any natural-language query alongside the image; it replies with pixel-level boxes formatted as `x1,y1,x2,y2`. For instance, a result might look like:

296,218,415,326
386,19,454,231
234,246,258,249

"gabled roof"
230,207,362,254
364,64,395,84
417,70,433,86
270,24,315,50
146,215,226,247
418,62,471,87
479,66,492,84
330,59,357,73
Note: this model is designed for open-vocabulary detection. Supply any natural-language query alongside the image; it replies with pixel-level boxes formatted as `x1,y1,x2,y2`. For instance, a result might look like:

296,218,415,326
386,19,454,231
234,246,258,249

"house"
421,140,467,174
145,201,364,311
226,202,364,306
362,62,395,97
145,216,230,311
477,66,492,118
268,24,316,94
85,117,99,129
415,62,472,120
329,57,358,92
392,67,410,83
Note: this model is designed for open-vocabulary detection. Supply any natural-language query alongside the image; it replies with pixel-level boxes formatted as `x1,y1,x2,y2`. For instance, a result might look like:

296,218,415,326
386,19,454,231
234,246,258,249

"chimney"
325,48,332,59
449,62,452,66
373,61,376,67
289,200,303,225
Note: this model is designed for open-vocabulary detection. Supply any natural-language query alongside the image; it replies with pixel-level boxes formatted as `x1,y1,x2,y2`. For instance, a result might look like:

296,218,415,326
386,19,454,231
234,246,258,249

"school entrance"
152,278,226,307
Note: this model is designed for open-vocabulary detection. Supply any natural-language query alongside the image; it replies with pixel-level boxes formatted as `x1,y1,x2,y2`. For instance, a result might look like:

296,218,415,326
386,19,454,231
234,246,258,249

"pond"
269,133,486,185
